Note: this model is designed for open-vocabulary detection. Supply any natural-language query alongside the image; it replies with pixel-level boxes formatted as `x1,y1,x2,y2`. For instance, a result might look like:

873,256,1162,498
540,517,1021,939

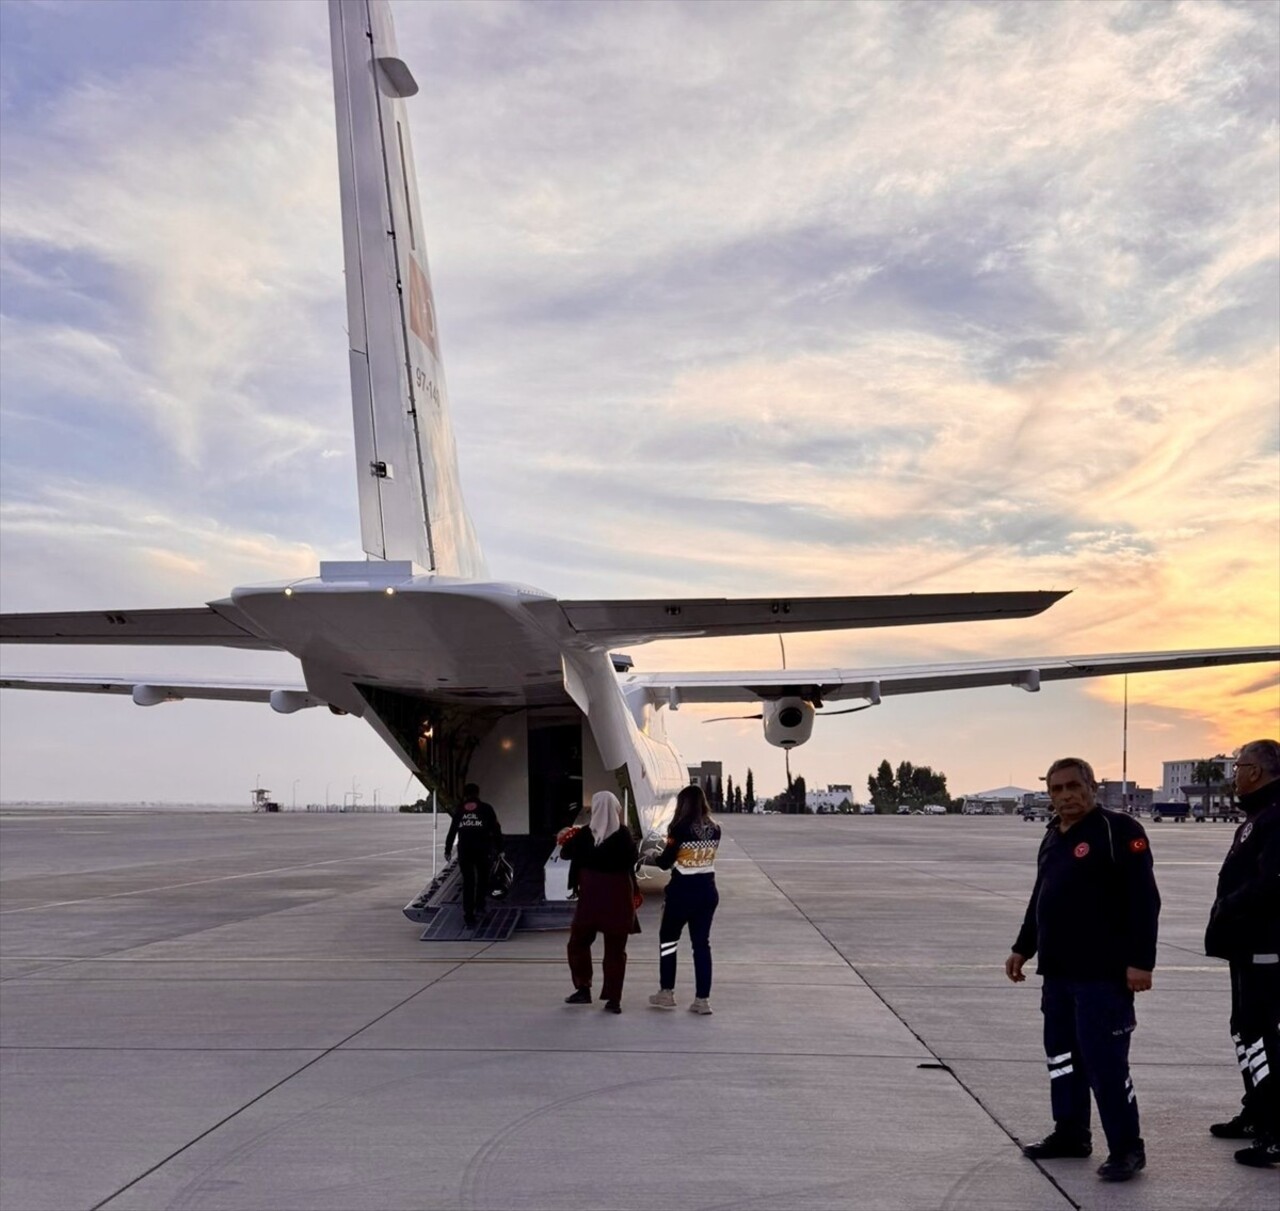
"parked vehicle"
1149,802,1191,823
1190,804,1243,823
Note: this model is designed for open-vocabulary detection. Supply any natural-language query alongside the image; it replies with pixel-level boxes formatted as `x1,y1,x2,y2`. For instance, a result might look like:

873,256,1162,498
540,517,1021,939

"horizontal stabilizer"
558,590,1068,648
628,645,1280,706
0,674,319,712
0,606,277,649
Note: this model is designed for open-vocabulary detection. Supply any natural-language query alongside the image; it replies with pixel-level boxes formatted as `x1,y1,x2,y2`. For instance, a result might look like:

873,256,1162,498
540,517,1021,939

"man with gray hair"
1006,756,1160,1182
1204,738,1280,1168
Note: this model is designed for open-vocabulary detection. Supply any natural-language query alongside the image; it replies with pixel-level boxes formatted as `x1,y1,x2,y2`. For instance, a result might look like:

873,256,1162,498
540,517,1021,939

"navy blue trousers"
1041,977,1141,1155
1229,959,1280,1135
458,854,489,922
658,872,718,999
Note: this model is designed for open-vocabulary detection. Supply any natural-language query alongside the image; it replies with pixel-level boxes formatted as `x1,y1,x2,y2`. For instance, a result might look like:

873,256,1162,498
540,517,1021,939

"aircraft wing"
626,645,1280,706
0,675,320,711
556,589,1068,647
0,605,277,649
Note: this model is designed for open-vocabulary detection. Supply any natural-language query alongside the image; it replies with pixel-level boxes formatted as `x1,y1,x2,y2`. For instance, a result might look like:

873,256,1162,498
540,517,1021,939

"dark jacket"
561,826,639,935
1205,780,1280,960
1013,807,1160,980
444,799,502,861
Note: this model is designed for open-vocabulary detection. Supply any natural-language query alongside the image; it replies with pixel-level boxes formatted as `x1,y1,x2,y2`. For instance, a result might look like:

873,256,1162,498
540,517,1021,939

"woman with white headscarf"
558,790,640,1013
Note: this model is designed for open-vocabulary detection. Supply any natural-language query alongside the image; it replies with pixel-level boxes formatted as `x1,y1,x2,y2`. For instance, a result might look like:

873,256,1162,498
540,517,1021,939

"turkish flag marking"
407,257,439,359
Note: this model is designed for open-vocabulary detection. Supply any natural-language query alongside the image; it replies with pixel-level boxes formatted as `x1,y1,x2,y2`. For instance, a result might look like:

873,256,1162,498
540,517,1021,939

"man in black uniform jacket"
444,783,504,928
1204,738,1280,1168
1006,756,1160,1183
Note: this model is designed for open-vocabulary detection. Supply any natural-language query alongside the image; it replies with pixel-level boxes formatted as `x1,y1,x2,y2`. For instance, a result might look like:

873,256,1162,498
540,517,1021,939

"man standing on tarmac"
1005,756,1160,1183
444,782,503,929
1204,738,1280,1169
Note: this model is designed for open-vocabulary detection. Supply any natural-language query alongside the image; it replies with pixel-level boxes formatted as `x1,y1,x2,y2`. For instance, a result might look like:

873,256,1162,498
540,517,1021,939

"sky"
0,0,1277,805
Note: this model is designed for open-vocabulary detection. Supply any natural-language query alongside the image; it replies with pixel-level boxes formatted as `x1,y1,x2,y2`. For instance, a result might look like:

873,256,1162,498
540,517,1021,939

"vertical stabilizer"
329,0,486,578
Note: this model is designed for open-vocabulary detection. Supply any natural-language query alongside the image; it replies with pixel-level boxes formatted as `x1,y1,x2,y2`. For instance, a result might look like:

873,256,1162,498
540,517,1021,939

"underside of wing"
0,605,277,649
0,674,320,711
558,590,1068,647
628,645,1280,706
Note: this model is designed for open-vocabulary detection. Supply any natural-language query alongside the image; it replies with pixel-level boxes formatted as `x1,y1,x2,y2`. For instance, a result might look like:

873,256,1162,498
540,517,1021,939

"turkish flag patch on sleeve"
1129,837,1148,853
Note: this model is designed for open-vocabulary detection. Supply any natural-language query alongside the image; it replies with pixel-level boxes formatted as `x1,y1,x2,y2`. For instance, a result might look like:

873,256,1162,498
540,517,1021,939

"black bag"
489,853,514,899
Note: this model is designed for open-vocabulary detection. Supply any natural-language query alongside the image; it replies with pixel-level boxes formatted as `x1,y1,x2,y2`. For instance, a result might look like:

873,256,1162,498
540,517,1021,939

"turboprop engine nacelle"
762,697,815,749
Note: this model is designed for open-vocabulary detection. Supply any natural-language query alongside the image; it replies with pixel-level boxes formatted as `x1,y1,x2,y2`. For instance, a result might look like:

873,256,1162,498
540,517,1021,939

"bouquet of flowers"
555,825,580,847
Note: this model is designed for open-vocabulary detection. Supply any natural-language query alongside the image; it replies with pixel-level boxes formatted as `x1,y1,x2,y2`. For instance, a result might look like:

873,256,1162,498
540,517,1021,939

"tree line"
712,759,959,814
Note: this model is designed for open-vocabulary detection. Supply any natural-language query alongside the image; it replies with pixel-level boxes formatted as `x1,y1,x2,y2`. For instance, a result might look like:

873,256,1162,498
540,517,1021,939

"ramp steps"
419,905,521,941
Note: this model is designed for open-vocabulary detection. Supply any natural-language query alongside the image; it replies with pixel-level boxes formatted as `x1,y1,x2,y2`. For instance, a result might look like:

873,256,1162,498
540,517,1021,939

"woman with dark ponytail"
647,783,722,1014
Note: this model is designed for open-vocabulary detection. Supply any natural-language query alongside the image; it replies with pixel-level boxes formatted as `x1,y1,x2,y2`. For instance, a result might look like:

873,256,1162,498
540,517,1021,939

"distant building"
1161,757,1235,804
806,784,856,813
686,761,723,807
1097,780,1153,814
959,785,1037,815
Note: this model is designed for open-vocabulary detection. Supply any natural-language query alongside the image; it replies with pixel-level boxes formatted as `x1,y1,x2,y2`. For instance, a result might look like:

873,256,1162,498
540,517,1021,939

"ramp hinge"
370,460,393,479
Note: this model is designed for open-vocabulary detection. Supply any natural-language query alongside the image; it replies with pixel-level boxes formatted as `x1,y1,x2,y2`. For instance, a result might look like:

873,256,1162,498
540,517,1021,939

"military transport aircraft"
1,0,1276,847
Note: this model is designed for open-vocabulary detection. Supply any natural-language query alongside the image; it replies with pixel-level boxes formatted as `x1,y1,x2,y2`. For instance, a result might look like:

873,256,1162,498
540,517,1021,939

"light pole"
325,782,331,810
1121,675,1129,813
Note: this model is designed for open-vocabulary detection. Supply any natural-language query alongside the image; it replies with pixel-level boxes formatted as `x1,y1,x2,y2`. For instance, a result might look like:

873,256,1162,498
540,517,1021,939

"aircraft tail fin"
329,0,486,578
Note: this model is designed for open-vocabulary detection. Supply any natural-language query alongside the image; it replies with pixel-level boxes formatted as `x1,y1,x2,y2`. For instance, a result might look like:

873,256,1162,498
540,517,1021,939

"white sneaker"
648,989,676,1009
689,997,712,1015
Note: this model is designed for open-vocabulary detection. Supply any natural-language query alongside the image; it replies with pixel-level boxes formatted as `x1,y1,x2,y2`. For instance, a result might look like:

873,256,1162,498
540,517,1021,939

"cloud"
0,0,1275,801
0,484,326,612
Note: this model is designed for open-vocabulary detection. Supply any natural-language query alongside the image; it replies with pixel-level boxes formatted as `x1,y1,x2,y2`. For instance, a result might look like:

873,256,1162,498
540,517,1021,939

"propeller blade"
817,702,878,717
704,713,764,723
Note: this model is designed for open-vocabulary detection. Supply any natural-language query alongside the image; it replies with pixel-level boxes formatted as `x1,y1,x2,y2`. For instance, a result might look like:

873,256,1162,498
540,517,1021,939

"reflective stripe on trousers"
1041,976,1140,1154
658,872,718,999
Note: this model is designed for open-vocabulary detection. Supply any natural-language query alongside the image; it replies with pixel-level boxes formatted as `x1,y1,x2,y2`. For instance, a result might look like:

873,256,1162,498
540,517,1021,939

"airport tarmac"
0,810,1274,1211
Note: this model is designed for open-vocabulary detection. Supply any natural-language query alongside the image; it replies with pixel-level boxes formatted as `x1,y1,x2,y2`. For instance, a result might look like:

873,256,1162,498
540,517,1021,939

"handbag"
488,853,514,899
543,844,574,902
630,876,644,932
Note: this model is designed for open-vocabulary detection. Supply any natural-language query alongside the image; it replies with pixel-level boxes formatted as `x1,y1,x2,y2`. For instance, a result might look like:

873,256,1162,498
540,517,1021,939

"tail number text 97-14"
414,367,441,406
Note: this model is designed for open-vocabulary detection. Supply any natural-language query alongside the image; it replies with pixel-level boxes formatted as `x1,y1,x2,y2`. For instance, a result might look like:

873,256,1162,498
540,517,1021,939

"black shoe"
603,1000,621,1014
1210,1113,1257,1139
1022,1130,1092,1159
1234,1138,1280,1168
564,988,591,1004
1097,1144,1146,1182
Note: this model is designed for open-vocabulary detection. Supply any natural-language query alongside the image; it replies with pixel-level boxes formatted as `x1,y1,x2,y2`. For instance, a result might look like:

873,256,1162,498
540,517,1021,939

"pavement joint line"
0,954,854,965
0,956,1235,971
87,959,468,1211
0,844,438,915
0,1044,1243,1069
0,1044,932,1058
729,829,1084,1211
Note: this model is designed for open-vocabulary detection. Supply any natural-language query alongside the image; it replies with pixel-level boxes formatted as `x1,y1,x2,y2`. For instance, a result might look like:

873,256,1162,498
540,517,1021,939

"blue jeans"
1041,976,1141,1154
